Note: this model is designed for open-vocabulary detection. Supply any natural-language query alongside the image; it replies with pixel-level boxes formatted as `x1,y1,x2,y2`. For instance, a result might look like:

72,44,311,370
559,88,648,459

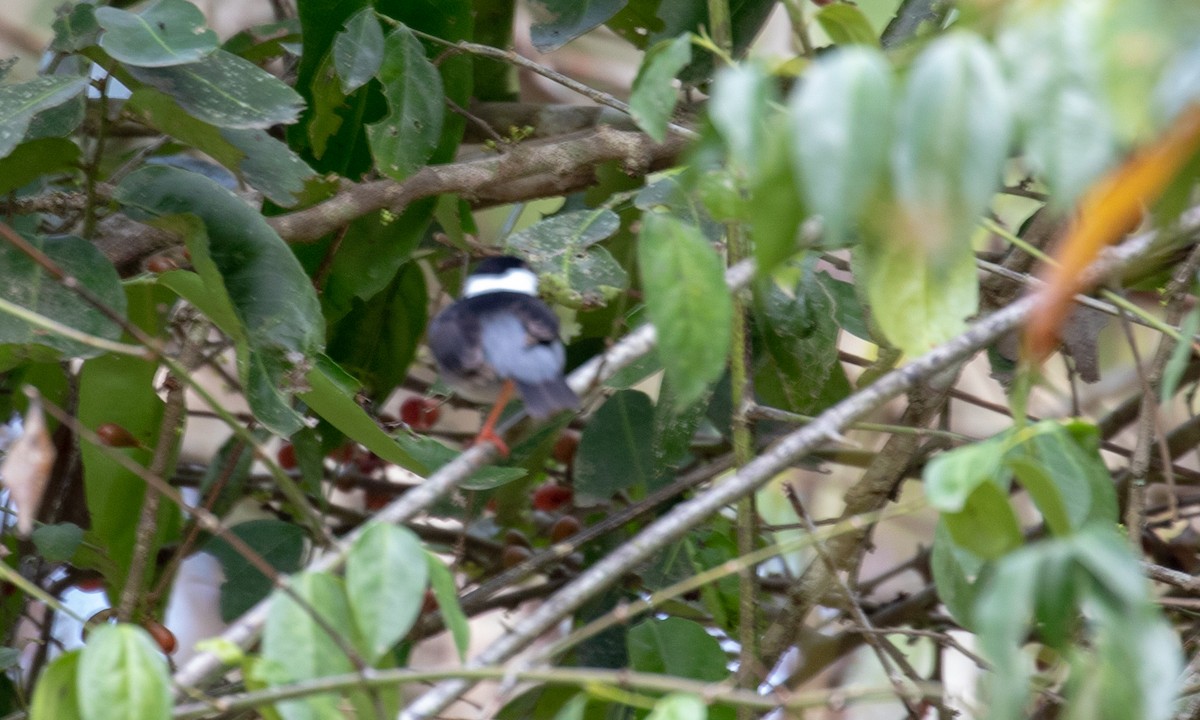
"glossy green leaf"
32,523,83,563
204,520,305,622
346,524,428,662
0,75,89,159
507,209,629,309
855,220,978,356
647,694,707,720
367,25,444,181
529,0,628,52
426,552,470,660
630,34,691,142
261,572,363,720
96,0,218,67
815,3,879,46
628,617,729,681
127,88,316,206
709,63,774,173
998,2,1115,206
50,4,100,52
128,50,304,129
790,47,893,246
334,8,385,94
321,203,432,320
30,650,81,720
0,138,81,195
76,625,170,720
892,32,1011,253
0,235,126,358
575,389,656,500
638,214,732,407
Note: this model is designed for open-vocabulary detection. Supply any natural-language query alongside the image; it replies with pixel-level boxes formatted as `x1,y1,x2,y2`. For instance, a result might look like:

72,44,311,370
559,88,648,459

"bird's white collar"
464,267,539,297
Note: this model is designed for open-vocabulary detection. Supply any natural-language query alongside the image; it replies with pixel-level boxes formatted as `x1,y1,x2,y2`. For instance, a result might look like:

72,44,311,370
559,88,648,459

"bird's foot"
471,427,510,457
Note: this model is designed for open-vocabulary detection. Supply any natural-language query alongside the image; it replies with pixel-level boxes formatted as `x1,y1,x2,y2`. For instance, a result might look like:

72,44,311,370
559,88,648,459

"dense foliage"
1,0,1200,718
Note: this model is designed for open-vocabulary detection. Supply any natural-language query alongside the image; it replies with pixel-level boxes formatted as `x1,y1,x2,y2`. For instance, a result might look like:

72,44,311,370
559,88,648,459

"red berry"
277,443,297,470
421,589,438,614
143,619,177,654
96,423,139,448
552,430,580,465
327,443,356,463
355,452,386,475
400,397,441,432
531,484,573,512
365,487,390,510
501,545,531,568
503,529,531,548
549,516,582,543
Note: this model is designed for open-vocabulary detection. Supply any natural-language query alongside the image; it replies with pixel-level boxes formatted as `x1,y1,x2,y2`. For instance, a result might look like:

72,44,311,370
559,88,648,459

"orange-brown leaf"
0,397,56,536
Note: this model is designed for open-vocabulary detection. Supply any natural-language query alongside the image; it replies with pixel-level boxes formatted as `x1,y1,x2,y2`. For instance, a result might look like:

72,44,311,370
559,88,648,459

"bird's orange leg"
473,379,515,456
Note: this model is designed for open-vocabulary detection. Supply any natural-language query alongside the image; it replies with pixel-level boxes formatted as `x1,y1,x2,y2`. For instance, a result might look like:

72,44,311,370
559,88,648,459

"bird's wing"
427,302,487,377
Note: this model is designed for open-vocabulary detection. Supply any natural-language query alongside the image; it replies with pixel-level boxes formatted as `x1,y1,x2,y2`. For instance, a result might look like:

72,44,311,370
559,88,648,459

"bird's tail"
516,378,580,420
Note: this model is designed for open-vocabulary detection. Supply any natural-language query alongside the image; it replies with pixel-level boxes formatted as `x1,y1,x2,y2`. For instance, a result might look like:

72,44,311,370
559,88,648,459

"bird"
427,255,580,454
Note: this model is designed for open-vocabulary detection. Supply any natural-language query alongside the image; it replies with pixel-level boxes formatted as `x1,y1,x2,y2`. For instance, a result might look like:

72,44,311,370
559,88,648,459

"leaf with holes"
507,209,629,309
96,0,218,67
367,25,444,181
334,8,385,94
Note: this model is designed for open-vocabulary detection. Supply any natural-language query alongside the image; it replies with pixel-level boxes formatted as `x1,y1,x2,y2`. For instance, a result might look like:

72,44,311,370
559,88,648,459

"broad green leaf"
346,524,428,662
327,261,427,398
507,209,629,309
974,548,1043,720
32,523,84,563
575,389,656,501
855,220,979,356
50,4,100,52
96,0,218,67
930,520,987,628
426,553,470,660
945,480,1024,560
998,2,1116,207
529,0,628,52
0,235,126,358
334,8,385,94
790,47,893,246
0,75,89,158
204,520,306,622
127,88,316,206
748,117,805,272
76,625,171,720
709,63,775,173
1007,457,1075,536
77,354,169,594
630,34,691,142
30,650,81,720
638,214,732,407
1020,420,1117,527
367,25,444,181
128,50,304,129
892,32,1011,253
815,4,879,46
647,694,707,720
628,617,729,682
261,572,363,720
923,435,1008,512
0,138,81,195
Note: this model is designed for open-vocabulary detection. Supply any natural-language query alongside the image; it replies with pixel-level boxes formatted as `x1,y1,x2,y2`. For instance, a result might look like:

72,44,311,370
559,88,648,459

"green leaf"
855,219,979,356
815,4,879,46
426,552,470,661
204,520,305,622
321,203,433,320
575,389,656,501
128,50,304,129
628,617,729,682
638,214,732,407
334,8,385,94
1016,420,1117,528
923,436,1007,512
709,63,774,173
930,520,987,628
630,34,691,142
0,235,126,358
0,138,81,195
647,694,707,720
367,25,444,181
32,523,84,563
30,650,82,720
51,4,101,52
748,117,805,272
76,625,171,720
892,32,1011,253
529,0,628,52
0,75,89,159
346,524,429,662
96,0,218,67
789,47,893,246
260,572,362,720
78,354,170,594
507,209,629,309
943,481,1024,560
127,88,316,206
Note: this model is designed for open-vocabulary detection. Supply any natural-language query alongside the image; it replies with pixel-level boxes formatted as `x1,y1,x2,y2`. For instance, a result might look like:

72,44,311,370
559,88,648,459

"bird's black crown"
473,255,529,277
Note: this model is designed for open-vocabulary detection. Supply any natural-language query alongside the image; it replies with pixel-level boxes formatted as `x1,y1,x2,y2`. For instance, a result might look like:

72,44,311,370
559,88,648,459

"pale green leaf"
630,34,691,142
346,524,428,662
77,625,171,720
0,75,89,158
